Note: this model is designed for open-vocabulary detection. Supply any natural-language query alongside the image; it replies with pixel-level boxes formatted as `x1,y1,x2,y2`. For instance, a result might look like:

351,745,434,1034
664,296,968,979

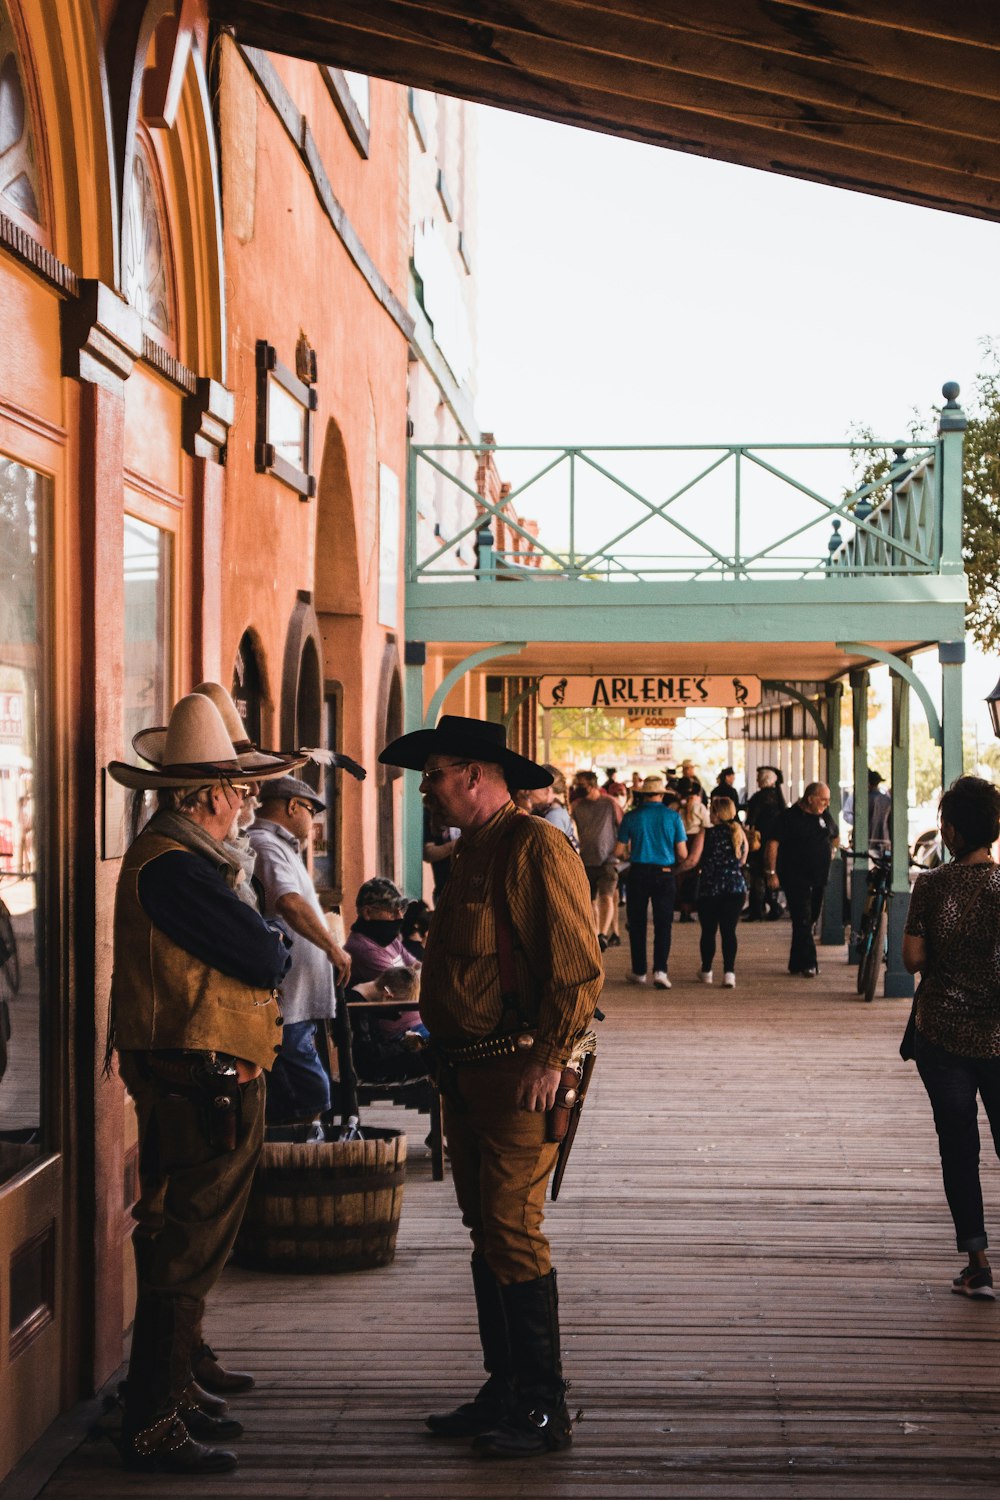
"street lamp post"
987,675,1000,740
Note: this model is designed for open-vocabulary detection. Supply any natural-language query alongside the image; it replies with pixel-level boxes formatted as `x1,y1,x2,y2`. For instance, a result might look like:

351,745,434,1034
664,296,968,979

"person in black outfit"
764,782,838,977
744,767,786,920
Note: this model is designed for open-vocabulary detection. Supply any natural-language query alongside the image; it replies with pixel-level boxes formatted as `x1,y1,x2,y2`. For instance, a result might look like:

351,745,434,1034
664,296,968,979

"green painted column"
848,669,869,963
885,662,913,999
402,649,426,898
937,383,967,577
939,640,965,794
820,681,844,946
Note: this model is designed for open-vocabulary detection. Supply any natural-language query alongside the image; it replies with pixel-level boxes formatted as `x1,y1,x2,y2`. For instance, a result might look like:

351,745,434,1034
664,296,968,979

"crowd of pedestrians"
101,668,996,1473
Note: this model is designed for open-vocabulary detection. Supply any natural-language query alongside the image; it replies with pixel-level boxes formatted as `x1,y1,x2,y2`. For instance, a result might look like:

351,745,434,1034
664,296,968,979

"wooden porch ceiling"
431,638,930,680
212,1,1000,222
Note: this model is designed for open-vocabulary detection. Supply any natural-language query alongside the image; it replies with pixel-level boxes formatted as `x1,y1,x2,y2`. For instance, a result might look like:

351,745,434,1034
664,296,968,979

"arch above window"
123,136,175,340
0,2,45,230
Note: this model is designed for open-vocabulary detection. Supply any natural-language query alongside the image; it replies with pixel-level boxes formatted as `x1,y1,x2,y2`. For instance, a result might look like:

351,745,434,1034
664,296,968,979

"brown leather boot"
191,1341,255,1394
122,1297,238,1473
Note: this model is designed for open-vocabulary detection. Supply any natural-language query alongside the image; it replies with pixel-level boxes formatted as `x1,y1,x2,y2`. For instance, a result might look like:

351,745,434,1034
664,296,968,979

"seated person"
402,899,432,962
347,965,429,1084
344,876,418,982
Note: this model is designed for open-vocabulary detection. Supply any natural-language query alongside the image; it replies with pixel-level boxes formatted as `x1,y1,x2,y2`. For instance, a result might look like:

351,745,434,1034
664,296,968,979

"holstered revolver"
190,1053,241,1152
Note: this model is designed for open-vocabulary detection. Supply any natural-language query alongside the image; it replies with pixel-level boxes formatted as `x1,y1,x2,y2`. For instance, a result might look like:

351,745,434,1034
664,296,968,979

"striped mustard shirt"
420,802,604,1070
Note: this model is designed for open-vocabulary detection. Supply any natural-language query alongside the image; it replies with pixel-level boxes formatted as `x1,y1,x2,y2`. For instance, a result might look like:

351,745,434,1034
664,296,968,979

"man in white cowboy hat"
379,714,603,1459
107,694,304,1475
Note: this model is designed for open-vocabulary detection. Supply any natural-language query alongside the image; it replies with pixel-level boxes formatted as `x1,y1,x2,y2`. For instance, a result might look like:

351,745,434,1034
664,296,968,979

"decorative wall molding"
0,213,78,295
183,376,234,461
142,334,198,393
60,279,143,389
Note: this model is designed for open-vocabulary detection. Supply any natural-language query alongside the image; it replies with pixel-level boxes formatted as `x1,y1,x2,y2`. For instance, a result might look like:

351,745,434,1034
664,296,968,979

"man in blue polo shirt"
615,774,688,988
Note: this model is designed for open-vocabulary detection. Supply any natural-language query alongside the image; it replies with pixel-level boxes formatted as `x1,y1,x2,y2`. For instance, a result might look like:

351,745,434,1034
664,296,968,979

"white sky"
473,104,1000,745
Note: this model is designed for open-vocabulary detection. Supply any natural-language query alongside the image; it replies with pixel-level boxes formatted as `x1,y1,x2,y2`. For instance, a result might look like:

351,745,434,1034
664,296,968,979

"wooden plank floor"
39,920,1000,1498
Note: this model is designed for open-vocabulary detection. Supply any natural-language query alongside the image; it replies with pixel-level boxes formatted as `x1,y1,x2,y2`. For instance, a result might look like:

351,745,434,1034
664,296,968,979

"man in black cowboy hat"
379,715,603,1459
107,695,304,1474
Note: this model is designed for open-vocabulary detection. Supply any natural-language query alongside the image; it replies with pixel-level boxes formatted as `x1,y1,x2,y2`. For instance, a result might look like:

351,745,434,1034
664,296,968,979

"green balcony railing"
408,389,965,586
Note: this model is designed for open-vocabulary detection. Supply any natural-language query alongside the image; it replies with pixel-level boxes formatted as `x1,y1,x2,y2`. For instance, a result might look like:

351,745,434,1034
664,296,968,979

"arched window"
0,3,44,228
232,630,267,747
280,595,324,794
123,136,174,341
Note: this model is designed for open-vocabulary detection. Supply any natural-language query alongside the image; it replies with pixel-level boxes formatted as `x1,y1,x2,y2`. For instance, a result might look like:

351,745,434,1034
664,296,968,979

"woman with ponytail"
695,794,749,988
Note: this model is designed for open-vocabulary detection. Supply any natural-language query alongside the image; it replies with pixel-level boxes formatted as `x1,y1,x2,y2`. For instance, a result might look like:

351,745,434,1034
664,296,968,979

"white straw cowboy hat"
109,694,304,791
131,681,291,774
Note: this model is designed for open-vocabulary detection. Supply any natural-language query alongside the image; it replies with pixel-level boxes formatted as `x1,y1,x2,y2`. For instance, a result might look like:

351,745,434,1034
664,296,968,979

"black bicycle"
852,851,892,1003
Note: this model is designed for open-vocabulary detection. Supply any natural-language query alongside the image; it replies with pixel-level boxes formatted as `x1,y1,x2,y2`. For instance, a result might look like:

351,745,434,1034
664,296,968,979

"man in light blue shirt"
615,775,688,989
248,775,349,1124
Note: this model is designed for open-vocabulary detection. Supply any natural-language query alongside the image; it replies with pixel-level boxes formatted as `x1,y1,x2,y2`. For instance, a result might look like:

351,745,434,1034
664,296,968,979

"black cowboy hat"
379,714,552,791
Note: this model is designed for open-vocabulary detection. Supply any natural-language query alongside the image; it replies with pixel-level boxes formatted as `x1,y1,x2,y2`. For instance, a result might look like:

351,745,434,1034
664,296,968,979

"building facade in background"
0,0,515,1478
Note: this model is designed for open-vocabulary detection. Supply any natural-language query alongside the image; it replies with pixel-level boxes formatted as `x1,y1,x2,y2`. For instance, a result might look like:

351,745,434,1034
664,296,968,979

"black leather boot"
122,1294,238,1473
473,1270,572,1459
426,1255,514,1437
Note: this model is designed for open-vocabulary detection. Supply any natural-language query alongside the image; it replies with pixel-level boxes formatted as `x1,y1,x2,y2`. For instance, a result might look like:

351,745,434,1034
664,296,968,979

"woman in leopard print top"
903,775,1000,1300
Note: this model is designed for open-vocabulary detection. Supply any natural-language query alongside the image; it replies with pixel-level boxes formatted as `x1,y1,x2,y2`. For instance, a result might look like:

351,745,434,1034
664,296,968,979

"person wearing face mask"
249,776,350,1127
344,877,417,983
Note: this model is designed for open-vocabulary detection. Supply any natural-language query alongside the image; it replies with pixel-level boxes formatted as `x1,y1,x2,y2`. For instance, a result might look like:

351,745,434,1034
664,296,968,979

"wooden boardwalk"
35,921,1000,1498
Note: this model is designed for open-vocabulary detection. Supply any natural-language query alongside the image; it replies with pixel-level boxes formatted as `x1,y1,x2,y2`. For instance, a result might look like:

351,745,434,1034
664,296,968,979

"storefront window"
123,515,172,752
0,456,50,1182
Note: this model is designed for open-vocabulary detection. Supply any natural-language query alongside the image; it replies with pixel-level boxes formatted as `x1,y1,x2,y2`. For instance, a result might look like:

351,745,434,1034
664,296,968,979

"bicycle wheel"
855,922,873,994
863,905,888,1002
0,903,18,995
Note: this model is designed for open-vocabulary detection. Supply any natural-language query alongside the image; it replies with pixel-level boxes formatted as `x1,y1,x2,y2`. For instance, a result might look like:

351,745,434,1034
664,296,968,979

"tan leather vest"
111,829,283,1071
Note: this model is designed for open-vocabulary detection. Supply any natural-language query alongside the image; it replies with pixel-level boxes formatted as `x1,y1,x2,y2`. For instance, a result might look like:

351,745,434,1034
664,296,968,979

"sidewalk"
30,920,1000,1498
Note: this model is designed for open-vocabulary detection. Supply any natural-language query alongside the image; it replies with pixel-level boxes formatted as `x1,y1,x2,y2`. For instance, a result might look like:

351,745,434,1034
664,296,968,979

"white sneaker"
652,971,671,989
627,972,647,985
723,972,736,988
696,970,713,984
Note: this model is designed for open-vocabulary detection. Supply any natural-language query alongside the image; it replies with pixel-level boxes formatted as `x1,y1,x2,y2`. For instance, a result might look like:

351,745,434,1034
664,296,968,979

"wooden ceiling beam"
215,4,1000,218
765,0,1000,50
245,1,1000,144
243,0,1000,104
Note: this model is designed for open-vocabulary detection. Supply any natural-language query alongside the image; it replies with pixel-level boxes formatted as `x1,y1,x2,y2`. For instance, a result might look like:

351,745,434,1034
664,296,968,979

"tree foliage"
960,344,1000,651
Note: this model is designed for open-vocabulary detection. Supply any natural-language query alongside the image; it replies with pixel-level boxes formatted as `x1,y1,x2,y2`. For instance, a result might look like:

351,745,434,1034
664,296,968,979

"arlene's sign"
539,675,761,710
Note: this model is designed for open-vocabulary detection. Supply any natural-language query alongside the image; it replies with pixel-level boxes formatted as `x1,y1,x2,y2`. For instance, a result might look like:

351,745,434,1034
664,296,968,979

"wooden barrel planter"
234,1127,407,1273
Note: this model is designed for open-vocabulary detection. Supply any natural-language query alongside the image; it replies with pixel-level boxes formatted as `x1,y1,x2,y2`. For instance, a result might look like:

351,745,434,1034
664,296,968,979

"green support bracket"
502,680,540,731
836,643,942,746
847,669,870,964
820,681,844,946
424,642,527,728
762,681,830,748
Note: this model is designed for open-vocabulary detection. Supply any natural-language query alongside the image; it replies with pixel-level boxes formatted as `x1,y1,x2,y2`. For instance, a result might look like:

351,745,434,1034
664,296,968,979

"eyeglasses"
229,782,253,799
420,761,470,783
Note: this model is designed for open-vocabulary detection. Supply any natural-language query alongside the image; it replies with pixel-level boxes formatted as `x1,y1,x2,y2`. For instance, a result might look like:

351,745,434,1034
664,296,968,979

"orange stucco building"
0,0,493,1477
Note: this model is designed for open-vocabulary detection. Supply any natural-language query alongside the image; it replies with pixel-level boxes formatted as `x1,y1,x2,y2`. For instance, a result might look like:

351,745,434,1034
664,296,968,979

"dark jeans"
915,1028,1000,1252
746,849,780,919
626,865,675,976
697,893,744,973
783,879,825,971
267,1019,332,1122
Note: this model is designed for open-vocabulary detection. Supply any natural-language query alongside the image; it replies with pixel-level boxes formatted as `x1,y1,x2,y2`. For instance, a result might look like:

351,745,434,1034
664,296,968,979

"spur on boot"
124,1415,238,1474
